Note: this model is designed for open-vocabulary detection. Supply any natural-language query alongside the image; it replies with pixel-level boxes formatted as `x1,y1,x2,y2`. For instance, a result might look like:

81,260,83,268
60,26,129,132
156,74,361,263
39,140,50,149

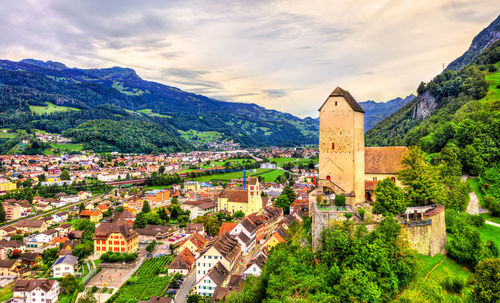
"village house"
0,240,25,259
196,233,241,279
93,221,139,255
79,210,102,223
136,225,172,243
145,189,170,204
51,255,78,278
185,223,205,235
2,202,22,221
20,252,42,267
16,220,47,233
176,232,209,257
0,259,21,276
194,261,229,297
262,226,287,250
182,200,218,220
218,177,263,215
168,248,195,276
229,218,257,255
243,254,267,276
12,279,60,303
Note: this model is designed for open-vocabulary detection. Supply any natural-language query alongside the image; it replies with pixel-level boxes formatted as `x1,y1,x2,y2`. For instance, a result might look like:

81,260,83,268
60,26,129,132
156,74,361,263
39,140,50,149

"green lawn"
478,223,500,249
178,129,223,144
0,131,15,139
201,158,255,168
143,185,171,190
191,168,284,183
270,157,317,167
30,102,81,114
50,143,84,152
480,213,500,224
396,254,471,302
481,61,500,102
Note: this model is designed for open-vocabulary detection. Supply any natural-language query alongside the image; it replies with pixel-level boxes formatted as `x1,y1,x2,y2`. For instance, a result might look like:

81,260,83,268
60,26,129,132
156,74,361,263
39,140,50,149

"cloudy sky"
0,0,498,117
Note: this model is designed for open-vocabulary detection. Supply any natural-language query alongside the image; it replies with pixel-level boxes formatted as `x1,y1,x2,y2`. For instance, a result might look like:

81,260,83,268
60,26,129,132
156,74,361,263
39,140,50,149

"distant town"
0,146,318,303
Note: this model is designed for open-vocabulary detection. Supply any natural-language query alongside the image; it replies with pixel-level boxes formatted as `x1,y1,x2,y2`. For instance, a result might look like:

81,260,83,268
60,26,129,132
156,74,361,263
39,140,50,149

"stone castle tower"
318,87,365,205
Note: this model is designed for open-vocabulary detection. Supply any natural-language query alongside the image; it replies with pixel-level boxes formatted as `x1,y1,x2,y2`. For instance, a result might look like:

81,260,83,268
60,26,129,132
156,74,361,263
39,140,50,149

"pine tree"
142,201,151,213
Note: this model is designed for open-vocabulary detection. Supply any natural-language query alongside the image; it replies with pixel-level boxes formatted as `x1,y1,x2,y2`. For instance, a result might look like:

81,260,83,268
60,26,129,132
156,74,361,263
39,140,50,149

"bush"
358,209,365,220
334,195,346,206
91,286,98,293
484,196,500,216
441,276,465,294
487,64,498,72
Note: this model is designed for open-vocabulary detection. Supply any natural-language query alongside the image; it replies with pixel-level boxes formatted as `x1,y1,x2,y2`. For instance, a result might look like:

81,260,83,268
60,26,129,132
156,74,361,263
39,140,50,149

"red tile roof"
365,146,408,174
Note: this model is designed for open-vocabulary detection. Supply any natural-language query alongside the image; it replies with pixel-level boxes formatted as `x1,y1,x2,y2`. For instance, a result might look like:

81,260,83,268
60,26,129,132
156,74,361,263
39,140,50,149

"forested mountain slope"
0,59,319,152
366,40,499,176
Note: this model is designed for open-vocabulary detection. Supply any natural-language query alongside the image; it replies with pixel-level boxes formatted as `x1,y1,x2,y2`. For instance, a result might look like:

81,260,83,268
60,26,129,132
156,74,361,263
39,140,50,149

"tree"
334,195,346,207
275,194,291,214
193,215,221,236
60,169,70,181
159,165,165,174
42,248,59,263
133,212,147,229
146,240,157,253
115,206,125,213
398,146,444,205
373,178,406,216
79,202,85,212
171,196,179,205
0,203,5,222
61,275,79,295
142,201,151,213
78,291,97,303
281,186,297,204
233,210,245,219
469,258,500,303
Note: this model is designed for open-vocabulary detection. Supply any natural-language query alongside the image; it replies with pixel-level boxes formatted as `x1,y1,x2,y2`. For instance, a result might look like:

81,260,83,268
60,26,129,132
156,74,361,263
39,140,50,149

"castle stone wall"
401,209,447,256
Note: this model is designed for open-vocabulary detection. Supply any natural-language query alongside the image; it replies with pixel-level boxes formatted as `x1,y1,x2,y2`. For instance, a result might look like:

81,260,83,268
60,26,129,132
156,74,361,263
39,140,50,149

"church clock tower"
318,87,365,205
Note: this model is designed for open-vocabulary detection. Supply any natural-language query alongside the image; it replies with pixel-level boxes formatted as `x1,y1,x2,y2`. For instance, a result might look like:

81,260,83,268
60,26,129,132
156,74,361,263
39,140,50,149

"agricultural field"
0,284,13,302
192,168,284,183
396,254,472,302
112,256,173,303
29,102,81,114
137,108,171,118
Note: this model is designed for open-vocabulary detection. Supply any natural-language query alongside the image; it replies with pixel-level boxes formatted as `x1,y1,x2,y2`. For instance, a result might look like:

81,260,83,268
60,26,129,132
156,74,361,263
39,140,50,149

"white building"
51,255,78,278
12,279,60,303
194,262,229,297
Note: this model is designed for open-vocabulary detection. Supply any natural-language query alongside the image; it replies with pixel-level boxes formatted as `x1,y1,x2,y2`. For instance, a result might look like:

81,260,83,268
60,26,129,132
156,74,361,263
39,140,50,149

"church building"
218,177,263,215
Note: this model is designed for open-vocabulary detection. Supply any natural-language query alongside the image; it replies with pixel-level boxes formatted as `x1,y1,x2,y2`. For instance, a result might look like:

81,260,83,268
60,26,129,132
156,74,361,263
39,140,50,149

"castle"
309,87,446,256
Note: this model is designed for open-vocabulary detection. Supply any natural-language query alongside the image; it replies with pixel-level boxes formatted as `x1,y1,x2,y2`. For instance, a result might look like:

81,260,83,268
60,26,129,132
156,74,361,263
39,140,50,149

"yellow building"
0,178,16,192
218,177,262,215
79,210,102,223
317,87,365,205
93,222,139,255
184,181,200,192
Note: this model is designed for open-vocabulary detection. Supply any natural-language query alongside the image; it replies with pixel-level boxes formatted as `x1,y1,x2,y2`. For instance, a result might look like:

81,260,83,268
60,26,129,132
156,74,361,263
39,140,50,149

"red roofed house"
168,248,195,276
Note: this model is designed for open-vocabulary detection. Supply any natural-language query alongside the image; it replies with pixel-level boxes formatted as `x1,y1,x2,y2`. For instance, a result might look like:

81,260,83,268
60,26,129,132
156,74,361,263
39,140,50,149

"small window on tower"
335,101,337,106
327,176,331,181
391,177,396,182
331,143,335,150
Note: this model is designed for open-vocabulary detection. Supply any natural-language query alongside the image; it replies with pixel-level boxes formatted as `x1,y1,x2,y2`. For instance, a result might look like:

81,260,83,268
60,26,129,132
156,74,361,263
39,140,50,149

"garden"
108,255,174,303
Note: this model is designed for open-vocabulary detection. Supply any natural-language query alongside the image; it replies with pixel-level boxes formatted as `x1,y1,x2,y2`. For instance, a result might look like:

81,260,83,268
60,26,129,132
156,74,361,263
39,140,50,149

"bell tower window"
326,176,331,181
331,143,335,150
335,101,337,106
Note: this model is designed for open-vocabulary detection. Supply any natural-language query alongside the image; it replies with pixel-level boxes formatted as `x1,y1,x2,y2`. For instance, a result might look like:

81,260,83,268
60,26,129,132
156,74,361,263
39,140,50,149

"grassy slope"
478,223,500,248
480,62,500,102
396,254,471,302
29,102,81,114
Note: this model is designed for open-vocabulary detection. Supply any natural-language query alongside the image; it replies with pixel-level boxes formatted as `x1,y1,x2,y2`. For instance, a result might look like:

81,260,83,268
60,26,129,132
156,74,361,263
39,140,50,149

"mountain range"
0,57,413,153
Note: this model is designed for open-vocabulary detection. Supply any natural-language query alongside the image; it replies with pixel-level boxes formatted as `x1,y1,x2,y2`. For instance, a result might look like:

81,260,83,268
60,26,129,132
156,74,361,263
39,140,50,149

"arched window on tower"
335,101,337,106
391,177,396,182
331,143,335,150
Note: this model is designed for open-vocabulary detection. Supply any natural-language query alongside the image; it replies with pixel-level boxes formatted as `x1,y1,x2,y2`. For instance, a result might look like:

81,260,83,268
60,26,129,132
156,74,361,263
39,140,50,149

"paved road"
174,270,196,303
466,192,488,215
485,220,500,228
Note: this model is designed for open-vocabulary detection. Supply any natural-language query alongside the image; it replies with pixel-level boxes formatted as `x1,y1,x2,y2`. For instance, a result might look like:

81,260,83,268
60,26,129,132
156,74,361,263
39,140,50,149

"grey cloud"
262,89,289,98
